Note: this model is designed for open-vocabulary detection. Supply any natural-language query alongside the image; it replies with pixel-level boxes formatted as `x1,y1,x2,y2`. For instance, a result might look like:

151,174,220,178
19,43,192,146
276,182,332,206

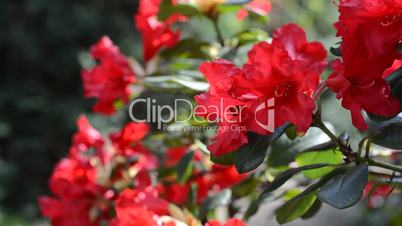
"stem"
312,82,327,102
365,140,372,158
212,18,224,45
314,119,338,144
368,159,402,174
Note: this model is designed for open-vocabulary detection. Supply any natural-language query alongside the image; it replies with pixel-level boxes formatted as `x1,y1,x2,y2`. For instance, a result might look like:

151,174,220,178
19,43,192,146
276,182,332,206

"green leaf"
236,29,269,45
234,133,270,174
176,151,194,184
301,199,322,219
371,122,402,149
285,125,297,140
296,148,343,179
210,151,235,166
232,177,260,197
317,163,368,209
330,46,342,57
234,124,290,173
160,39,210,59
199,189,232,219
157,0,199,21
268,125,331,168
276,193,317,224
259,163,328,200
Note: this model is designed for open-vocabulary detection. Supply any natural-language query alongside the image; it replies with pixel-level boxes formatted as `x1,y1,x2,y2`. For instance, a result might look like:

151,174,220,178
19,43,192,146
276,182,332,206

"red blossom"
81,36,136,115
109,187,169,226
195,23,327,156
135,0,187,62
326,0,402,130
205,218,247,226
383,59,402,78
162,164,247,205
39,158,110,226
69,116,106,163
164,145,204,167
237,0,272,20
110,122,158,171
363,182,394,208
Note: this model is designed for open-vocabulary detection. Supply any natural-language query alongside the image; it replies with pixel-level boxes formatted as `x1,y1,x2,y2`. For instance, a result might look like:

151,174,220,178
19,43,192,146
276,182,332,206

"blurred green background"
0,0,398,225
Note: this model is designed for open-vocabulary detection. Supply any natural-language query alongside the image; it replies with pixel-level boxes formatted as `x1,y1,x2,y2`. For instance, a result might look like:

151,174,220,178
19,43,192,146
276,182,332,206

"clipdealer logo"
128,98,275,132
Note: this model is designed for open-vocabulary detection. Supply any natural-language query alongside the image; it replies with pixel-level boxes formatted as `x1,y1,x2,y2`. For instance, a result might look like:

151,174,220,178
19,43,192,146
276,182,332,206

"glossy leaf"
276,193,317,224
317,163,368,209
177,151,194,184
301,199,322,219
234,124,290,173
158,0,199,21
371,122,402,149
259,164,328,200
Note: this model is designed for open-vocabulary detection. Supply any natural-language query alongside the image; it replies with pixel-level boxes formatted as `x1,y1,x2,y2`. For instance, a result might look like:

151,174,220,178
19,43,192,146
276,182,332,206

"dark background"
0,0,139,223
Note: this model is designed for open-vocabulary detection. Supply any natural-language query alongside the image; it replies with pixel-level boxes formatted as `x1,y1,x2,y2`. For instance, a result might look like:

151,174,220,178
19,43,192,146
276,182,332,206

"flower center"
380,11,402,27
274,82,294,97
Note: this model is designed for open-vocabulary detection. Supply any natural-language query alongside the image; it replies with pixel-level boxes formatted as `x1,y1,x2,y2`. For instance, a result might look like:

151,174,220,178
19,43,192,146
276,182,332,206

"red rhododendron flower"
164,145,204,167
39,196,102,226
237,0,272,20
383,59,402,78
135,0,187,62
39,158,110,226
81,36,136,115
162,164,247,205
195,23,327,156
110,187,169,226
363,182,394,208
69,116,105,163
110,122,158,171
205,218,247,226
326,0,402,130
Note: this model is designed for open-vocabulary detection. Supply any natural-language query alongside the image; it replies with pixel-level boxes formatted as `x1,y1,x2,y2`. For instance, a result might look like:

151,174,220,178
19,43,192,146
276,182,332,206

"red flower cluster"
39,116,162,226
206,218,247,226
363,182,394,208
40,117,248,226
195,23,327,156
110,187,170,226
237,0,272,20
81,36,136,115
135,0,187,62
161,147,247,204
326,0,402,130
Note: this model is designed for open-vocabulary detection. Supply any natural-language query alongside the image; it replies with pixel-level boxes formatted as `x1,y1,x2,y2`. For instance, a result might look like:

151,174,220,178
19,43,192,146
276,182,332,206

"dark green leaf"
259,164,328,200
234,124,289,173
157,0,199,21
232,177,260,197
160,39,210,59
301,199,322,219
371,122,402,149
317,163,368,209
276,193,317,224
234,133,270,174
285,125,297,140
386,66,402,87
176,151,194,184
210,151,235,165
330,46,342,57
199,189,232,219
